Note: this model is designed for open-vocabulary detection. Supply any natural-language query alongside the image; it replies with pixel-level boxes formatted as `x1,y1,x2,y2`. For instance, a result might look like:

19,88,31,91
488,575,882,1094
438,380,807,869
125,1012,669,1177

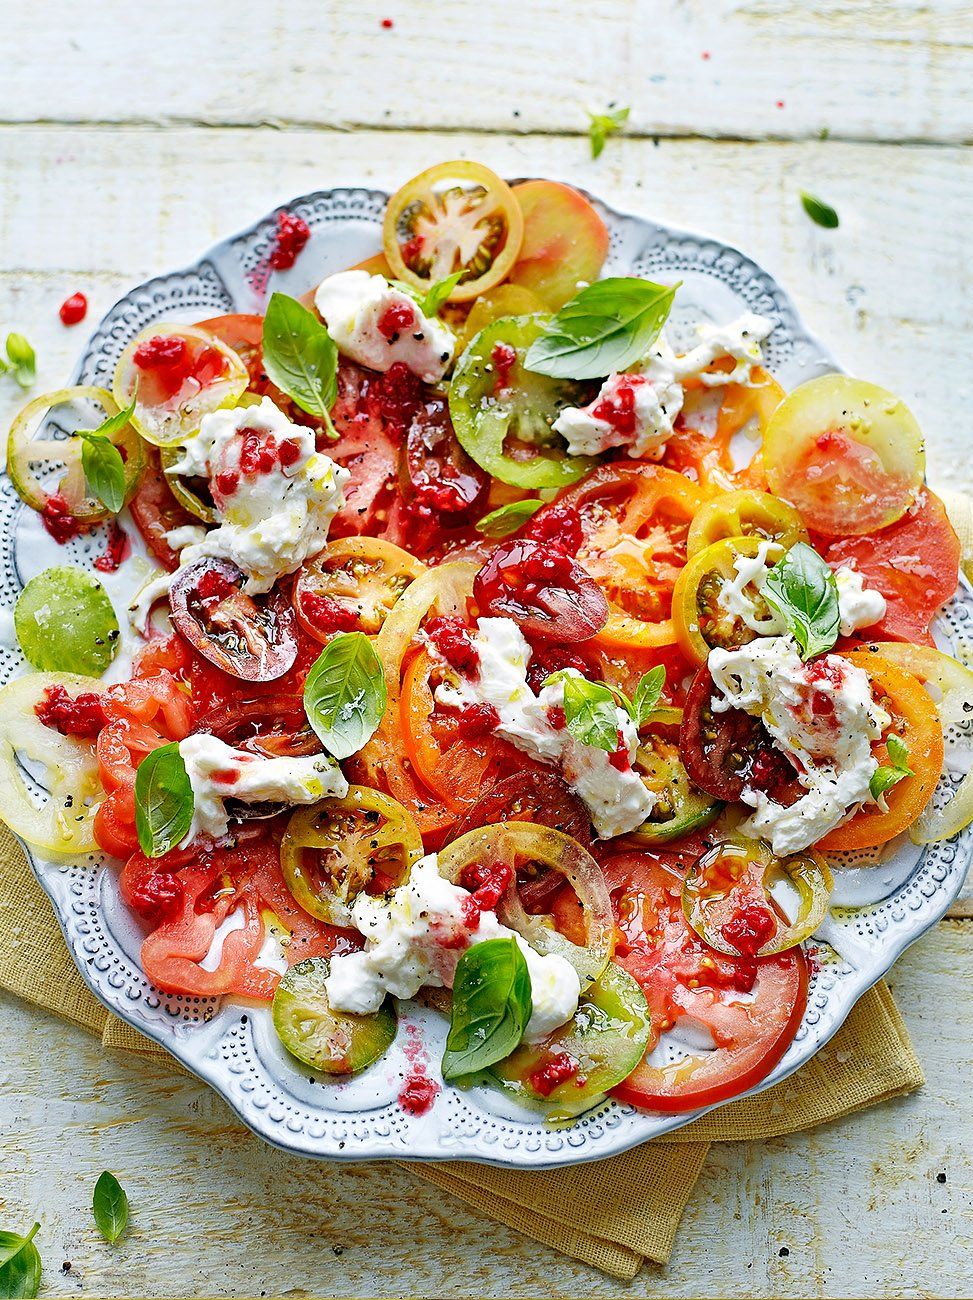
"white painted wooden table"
1,3,971,1295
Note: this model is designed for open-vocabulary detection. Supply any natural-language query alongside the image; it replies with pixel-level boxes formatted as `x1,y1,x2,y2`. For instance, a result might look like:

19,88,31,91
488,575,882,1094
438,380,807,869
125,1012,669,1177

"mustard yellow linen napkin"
0,826,924,1280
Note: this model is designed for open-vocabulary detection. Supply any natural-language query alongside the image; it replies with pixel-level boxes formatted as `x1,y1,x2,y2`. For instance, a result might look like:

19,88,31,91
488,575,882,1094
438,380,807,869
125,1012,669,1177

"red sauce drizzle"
720,901,777,957
34,684,106,738
93,520,131,573
528,1051,579,1097
269,211,312,271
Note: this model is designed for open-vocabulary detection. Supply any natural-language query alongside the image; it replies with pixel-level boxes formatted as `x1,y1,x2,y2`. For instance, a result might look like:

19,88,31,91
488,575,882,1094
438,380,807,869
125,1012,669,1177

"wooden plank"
1,920,969,1298
2,1,972,143
0,126,971,494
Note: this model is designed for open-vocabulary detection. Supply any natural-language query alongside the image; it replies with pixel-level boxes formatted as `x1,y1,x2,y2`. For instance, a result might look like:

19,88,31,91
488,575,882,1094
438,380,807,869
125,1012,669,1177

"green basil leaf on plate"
303,631,387,760
262,293,338,433
421,271,464,318
475,498,543,538
631,665,667,728
92,1171,129,1245
442,937,533,1081
869,735,913,802
134,741,194,859
524,277,677,380
545,673,621,752
760,542,840,660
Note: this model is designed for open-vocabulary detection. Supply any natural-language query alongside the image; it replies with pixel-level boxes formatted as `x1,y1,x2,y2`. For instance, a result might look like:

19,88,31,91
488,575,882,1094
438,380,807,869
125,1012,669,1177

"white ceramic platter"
5,182,971,1169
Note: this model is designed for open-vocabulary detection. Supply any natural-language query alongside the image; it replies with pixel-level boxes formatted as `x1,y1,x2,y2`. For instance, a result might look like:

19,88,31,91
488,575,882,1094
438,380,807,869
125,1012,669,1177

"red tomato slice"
128,448,199,572
818,489,960,646
196,313,265,387
604,851,808,1112
473,537,609,642
507,180,609,310
329,362,402,538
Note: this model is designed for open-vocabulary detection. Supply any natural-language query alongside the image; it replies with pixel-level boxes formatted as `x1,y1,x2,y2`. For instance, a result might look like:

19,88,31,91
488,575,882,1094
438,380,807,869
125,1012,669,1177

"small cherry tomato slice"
473,537,609,642
816,650,944,851
113,324,248,447
401,391,489,518
680,665,804,806
506,180,610,311
552,463,704,650
383,161,524,303
682,839,832,957
763,375,925,536
818,489,960,646
672,535,785,666
195,694,318,759
687,489,808,557
605,851,809,1112
281,787,423,928
170,557,299,682
295,537,425,643
449,315,597,489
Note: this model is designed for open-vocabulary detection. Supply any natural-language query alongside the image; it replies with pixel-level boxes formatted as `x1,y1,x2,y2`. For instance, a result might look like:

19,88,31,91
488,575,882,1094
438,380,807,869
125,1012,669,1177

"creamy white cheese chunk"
554,312,774,459
178,732,348,843
324,854,581,1042
834,565,888,637
708,635,891,854
314,270,456,383
434,617,655,838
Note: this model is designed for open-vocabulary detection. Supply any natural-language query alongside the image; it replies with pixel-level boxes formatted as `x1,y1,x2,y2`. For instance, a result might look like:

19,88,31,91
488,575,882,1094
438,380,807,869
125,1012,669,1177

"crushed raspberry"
525,504,583,557
59,292,88,326
547,705,567,730
196,567,238,603
608,730,631,772
451,702,499,738
367,361,424,440
214,469,240,499
525,642,590,694
269,211,311,271
40,491,84,544
720,902,777,957
238,428,279,476
528,1051,579,1097
491,341,517,393
93,520,130,574
127,870,184,927
591,377,642,437
425,616,479,673
377,300,417,341
278,438,303,468
380,16,394,28
35,685,106,738
460,860,514,913
299,592,359,636
133,335,188,370
521,546,575,586
726,959,758,993
399,1072,439,1115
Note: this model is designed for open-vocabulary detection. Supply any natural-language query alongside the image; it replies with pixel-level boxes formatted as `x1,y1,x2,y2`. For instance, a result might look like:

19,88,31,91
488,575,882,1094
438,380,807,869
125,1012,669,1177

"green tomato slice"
7,386,144,520
631,731,721,844
158,445,217,522
113,325,248,448
15,566,120,676
448,315,597,489
490,962,652,1121
681,839,833,958
272,956,397,1076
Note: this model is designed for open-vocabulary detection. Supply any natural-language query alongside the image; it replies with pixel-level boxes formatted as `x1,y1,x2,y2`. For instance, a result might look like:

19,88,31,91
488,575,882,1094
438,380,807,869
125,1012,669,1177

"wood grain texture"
2,1,973,143
1,923,969,1299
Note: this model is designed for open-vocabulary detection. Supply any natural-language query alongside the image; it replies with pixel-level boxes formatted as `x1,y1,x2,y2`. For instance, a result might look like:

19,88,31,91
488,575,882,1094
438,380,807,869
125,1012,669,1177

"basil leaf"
886,734,912,771
524,277,677,380
303,631,387,760
92,1171,129,1245
800,191,840,229
870,735,913,801
262,293,338,433
134,741,194,859
760,542,840,660
475,499,543,538
587,105,630,159
442,937,532,1080
631,665,667,728
421,271,464,317
79,436,126,512
0,1225,41,1299
5,333,36,389
558,674,621,752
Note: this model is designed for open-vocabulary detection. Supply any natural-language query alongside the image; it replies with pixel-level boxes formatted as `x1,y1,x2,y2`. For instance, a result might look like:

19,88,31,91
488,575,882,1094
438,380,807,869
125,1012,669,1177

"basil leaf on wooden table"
475,498,543,538
760,542,840,660
587,105,630,158
800,191,840,229
0,1224,41,1300
261,293,338,432
524,277,677,380
2,333,36,389
442,937,533,1080
303,631,387,760
134,741,194,858
92,1171,129,1245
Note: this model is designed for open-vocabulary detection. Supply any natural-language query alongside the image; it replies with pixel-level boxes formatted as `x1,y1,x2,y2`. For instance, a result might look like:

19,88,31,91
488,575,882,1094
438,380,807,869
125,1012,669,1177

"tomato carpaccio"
40,159,959,1121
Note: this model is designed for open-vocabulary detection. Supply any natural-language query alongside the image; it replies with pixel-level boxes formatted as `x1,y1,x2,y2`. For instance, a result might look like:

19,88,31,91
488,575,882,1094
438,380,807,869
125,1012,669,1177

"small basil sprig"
92,1172,129,1245
760,542,840,660
0,333,36,389
76,398,136,513
303,631,387,760
0,1223,41,1299
475,498,543,538
869,734,913,802
587,105,630,158
442,937,532,1081
524,277,678,380
420,271,463,317
134,742,194,858
262,293,339,437
545,667,666,751
800,191,840,229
